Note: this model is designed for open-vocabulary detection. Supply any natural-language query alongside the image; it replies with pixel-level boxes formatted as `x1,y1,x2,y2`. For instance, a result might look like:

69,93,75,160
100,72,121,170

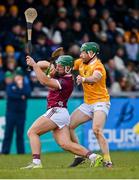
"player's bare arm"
26,56,60,89
37,61,50,69
37,47,64,74
76,70,102,85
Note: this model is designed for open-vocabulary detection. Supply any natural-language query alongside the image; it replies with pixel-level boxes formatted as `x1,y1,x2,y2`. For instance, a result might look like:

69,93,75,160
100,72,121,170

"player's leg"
53,126,103,167
70,109,90,143
21,114,57,169
69,104,91,167
28,116,57,154
93,109,112,167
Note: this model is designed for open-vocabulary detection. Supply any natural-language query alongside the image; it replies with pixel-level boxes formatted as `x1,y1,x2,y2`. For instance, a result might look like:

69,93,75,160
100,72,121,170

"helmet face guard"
80,42,100,55
55,55,74,74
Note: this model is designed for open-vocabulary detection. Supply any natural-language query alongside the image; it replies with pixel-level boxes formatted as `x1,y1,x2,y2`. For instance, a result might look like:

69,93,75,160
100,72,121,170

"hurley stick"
24,8,37,71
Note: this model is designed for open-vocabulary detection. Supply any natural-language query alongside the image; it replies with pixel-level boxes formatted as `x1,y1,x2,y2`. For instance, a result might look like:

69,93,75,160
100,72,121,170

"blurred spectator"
111,0,128,27
124,9,139,30
99,32,113,63
99,9,111,31
80,33,90,44
4,70,14,85
114,34,125,51
113,48,126,73
4,45,20,61
95,0,110,14
88,22,102,43
124,62,137,89
37,0,56,28
133,69,139,91
124,34,139,63
3,24,24,51
105,58,122,89
17,0,35,16
71,21,86,44
1,67,31,154
84,0,96,16
32,34,52,61
53,20,73,50
0,5,7,32
53,7,70,29
106,19,121,44
66,0,82,18
70,8,85,24
5,56,16,72
85,8,99,30
111,76,133,93
32,20,44,44
4,0,16,8
124,27,139,43
7,5,21,28
55,0,65,9
29,70,43,91
68,44,80,58
5,44,15,55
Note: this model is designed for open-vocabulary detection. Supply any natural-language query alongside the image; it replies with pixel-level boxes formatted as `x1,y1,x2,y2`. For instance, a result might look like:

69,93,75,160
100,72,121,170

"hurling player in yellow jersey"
69,42,112,168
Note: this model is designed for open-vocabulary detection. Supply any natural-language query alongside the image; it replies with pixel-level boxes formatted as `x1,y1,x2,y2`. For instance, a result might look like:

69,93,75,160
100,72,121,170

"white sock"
33,159,41,165
88,153,97,161
75,155,82,158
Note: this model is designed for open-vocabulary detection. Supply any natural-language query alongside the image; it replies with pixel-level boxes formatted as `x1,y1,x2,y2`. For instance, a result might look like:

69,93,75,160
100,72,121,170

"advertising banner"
83,98,139,151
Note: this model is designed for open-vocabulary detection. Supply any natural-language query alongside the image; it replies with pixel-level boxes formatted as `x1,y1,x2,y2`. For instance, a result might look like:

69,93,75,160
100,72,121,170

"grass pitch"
0,151,139,179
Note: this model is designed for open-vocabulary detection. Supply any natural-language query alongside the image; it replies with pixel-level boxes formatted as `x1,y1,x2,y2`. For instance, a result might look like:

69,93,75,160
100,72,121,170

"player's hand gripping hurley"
24,8,37,71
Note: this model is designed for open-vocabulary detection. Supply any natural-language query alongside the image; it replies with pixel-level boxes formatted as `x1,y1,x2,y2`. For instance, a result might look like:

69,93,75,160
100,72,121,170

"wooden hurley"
24,8,37,71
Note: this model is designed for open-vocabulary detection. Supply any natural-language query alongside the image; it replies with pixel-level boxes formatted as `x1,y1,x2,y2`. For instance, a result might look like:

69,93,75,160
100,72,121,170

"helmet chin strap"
84,51,96,64
65,66,71,74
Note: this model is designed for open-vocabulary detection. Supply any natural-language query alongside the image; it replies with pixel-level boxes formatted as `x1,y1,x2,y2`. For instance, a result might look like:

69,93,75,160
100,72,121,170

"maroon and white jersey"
47,74,74,109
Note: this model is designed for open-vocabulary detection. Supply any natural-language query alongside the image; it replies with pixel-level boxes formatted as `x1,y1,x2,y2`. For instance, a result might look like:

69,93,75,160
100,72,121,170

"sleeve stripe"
94,70,103,77
95,67,102,71
56,80,62,89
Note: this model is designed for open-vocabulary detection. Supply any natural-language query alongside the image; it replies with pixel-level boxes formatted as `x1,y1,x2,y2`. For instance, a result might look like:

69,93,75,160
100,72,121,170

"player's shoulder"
96,58,105,67
73,58,83,70
74,58,82,65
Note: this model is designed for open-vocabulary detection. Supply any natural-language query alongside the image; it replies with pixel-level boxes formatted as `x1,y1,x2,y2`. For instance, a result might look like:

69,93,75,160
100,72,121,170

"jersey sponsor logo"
58,101,64,107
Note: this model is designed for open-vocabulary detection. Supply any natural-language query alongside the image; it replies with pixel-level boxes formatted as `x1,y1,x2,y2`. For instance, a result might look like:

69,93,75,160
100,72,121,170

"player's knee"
27,128,34,138
93,126,102,137
69,121,76,129
69,124,74,130
69,115,78,130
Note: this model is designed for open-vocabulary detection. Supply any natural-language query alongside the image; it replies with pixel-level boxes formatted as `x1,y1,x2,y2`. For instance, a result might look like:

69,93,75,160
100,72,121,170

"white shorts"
42,107,70,129
78,102,110,118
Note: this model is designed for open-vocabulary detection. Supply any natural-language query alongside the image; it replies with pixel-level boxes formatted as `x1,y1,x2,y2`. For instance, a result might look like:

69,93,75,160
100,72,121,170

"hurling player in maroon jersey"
20,55,102,169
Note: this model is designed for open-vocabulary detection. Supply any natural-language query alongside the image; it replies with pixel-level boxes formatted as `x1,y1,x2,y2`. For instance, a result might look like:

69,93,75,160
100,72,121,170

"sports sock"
32,154,41,165
75,155,83,158
103,154,111,162
86,151,97,160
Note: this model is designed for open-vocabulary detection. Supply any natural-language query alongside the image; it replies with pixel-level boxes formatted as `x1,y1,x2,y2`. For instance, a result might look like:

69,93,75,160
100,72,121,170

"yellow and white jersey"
74,58,110,104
